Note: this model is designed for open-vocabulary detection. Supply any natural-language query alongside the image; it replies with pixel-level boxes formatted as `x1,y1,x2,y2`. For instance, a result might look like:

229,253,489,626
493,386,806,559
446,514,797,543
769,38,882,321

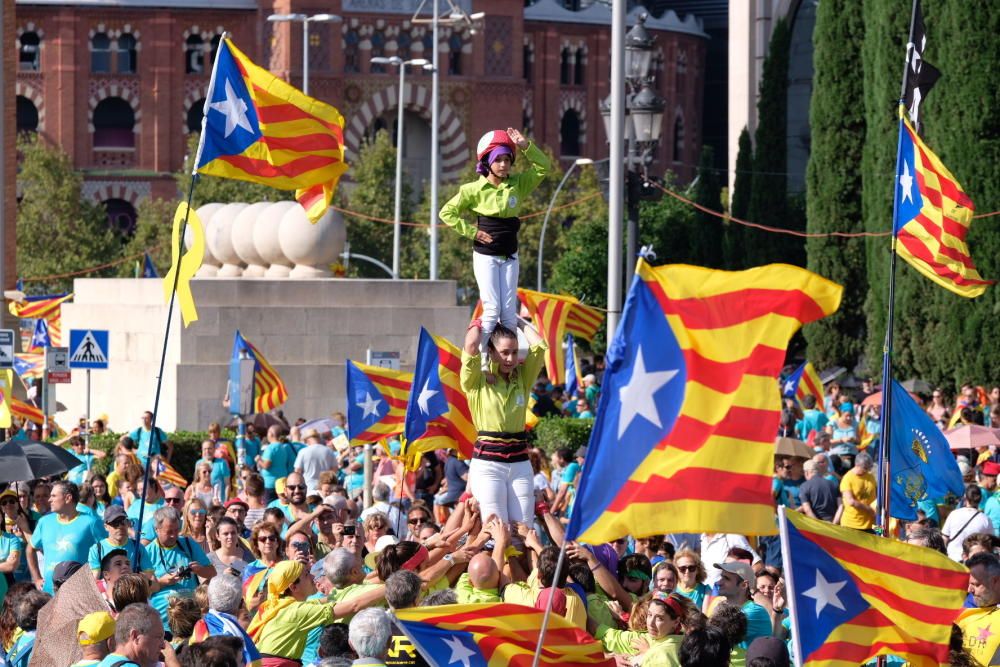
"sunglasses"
286,484,306,490
0,499,17,506
106,519,128,528
165,497,183,504
408,516,429,525
190,509,207,516
677,565,698,573
258,535,278,543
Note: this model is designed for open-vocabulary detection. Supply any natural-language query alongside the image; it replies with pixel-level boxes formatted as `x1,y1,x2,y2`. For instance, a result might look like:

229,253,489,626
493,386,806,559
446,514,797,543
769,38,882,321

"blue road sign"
68,329,109,369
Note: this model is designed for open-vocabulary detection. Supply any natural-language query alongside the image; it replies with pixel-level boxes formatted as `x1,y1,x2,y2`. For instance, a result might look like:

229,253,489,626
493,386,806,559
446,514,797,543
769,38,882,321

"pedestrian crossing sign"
69,329,109,369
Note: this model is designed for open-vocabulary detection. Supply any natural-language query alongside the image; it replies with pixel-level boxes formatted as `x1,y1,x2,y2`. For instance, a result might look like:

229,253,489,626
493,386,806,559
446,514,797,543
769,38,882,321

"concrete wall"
58,278,469,432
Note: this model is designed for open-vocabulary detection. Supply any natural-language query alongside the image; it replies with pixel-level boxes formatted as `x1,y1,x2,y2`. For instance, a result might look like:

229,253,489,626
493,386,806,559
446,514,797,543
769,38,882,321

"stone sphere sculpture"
191,203,225,277
254,201,298,278
278,206,345,278
207,203,248,277
231,202,273,277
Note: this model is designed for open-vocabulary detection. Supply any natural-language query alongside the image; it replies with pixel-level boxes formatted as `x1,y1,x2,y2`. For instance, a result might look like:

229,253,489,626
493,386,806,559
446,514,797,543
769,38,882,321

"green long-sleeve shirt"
439,141,550,240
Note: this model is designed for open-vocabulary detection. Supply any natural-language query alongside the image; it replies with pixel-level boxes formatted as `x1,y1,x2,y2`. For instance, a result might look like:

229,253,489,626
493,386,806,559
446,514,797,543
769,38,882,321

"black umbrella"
0,439,82,482
227,413,287,432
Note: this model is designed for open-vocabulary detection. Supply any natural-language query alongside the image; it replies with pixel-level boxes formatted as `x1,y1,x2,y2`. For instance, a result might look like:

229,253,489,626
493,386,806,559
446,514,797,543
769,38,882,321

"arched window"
91,32,112,73
560,48,571,85
93,97,135,148
370,31,386,72
344,29,360,73
117,33,137,73
16,96,38,134
185,34,204,74
363,117,390,145
19,32,40,71
187,98,205,133
448,34,463,75
103,199,137,238
209,34,222,67
673,115,684,162
574,49,585,85
560,109,581,156
397,32,412,61
523,44,532,82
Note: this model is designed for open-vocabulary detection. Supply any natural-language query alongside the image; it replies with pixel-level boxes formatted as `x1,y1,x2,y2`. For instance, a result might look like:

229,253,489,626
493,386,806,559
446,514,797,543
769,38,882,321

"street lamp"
600,13,665,285
371,56,430,280
267,13,341,96
537,158,594,291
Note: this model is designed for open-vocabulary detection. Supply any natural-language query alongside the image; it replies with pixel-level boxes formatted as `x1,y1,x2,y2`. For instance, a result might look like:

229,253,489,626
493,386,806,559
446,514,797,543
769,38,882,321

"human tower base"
58,278,469,431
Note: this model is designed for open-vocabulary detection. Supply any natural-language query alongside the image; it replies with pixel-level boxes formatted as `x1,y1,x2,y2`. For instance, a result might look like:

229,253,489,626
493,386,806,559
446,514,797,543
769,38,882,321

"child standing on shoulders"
440,128,550,381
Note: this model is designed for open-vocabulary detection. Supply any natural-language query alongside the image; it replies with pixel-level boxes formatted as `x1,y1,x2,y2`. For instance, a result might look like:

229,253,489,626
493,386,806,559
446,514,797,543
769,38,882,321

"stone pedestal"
58,278,469,432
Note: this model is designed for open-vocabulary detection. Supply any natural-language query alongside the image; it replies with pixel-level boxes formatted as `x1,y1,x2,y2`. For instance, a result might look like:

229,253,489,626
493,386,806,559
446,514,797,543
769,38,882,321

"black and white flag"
903,1,941,133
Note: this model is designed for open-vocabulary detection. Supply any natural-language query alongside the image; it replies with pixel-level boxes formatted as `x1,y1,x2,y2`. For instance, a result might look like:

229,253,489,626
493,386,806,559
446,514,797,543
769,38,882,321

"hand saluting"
507,128,529,150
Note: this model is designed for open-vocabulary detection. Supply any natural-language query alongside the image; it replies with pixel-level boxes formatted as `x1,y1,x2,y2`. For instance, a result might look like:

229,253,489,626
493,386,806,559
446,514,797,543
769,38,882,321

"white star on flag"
417,379,439,416
784,379,796,395
442,635,476,667
803,569,848,617
900,159,915,205
356,392,381,420
209,78,253,138
617,346,679,438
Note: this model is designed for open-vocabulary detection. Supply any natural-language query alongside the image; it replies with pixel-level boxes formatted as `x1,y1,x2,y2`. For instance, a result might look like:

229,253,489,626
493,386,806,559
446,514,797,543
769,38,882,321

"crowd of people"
3,336,1000,667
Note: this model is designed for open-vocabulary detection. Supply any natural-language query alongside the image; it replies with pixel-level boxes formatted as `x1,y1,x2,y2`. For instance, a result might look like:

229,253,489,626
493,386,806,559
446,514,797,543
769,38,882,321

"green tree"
116,198,176,278
803,0,867,370
745,18,804,268
727,128,754,267
691,145,724,268
343,130,413,278
16,135,120,294
177,134,285,208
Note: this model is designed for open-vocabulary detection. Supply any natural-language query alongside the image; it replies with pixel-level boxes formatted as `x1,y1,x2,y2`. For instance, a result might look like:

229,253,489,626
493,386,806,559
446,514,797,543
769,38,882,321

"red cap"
983,462,1000,476
225,498,249,510
476,130,515,162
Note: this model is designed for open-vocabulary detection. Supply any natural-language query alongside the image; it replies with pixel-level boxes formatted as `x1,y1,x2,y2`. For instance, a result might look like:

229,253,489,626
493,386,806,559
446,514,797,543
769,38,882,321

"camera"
172,565,193,579
342,524,356,537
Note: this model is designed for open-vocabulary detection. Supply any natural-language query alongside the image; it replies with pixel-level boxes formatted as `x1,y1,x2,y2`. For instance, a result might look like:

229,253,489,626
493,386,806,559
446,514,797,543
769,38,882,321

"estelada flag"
8,293,72,347
346,360,413,446
395,603,614,666
231,331,288,413
782,361,823,406
780,508,966,667
566,260,842,542
402,328,475,469
194,37,347,222
893,107,991,297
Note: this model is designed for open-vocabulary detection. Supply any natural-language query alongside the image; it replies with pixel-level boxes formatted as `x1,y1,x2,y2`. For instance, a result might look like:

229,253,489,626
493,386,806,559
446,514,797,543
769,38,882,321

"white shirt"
360,501,403,535
943,506,993,561
293,443,339,495
700,533,761,586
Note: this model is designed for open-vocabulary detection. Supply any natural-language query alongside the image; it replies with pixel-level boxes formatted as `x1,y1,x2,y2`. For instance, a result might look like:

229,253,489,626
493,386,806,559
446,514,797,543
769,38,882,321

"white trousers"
468,458,534,524
473,252,519,355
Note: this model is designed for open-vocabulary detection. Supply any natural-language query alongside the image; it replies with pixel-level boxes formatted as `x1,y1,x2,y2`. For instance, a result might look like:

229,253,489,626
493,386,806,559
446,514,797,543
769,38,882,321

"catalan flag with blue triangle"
782,360,823,406
346,360,413,446
29,318,50,352
567,260,842,543
190,610,261,667
231,331,288,413
395,603,614,667
13,354,43,383
780,508,966,667
194,37,347,223
8,293,71,347
402,328,476,469
886,379,964,521
142,252,159,278
893,106,990,297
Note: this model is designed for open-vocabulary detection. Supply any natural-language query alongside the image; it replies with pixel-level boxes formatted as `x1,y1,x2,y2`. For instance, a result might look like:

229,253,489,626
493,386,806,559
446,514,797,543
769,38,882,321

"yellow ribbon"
163,202,205,327
0,370,12,429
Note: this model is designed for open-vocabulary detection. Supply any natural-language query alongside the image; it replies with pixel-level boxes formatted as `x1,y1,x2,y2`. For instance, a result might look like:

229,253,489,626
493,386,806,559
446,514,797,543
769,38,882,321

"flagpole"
875,0,921,538
531,538,568,667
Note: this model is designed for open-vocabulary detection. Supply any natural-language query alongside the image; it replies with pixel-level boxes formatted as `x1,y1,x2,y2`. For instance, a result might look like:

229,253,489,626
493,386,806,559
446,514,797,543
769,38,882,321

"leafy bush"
531,417,593,455
87,430,226,480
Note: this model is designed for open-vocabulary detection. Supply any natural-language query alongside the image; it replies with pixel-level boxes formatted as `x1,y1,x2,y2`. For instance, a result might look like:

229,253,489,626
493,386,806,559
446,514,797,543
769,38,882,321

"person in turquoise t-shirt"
66,436,107,487
88,505,154,575
260,431,298,502
0,509,25,601
129,411,171,465
145,507,215,626
27,481,106,593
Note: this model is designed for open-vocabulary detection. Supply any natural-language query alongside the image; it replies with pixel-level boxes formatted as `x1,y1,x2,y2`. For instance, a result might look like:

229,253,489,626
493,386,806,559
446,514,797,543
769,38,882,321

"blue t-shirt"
796,409,829,440
741,600,773,649
129,426,168,463
126,499,165,524
197,456,232,490
30,512,107,593
67,451,94,486
88,538,154,572
146,536,211,624
95,653,141,667
0,532,25,600
260,442,297,489
240,436,262,467
561,462,581,485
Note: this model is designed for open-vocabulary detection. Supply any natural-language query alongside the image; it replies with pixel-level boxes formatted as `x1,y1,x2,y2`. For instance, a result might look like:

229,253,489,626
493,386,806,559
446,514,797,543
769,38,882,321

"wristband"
468,318,483,331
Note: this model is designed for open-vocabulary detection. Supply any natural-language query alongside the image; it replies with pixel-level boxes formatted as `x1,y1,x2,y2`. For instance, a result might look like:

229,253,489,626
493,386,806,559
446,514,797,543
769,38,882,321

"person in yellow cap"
70,611,115,667
248,559,385,665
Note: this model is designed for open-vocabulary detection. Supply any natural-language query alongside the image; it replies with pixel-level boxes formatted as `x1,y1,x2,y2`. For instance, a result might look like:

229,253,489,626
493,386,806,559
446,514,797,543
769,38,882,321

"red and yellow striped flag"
232,331,288,413
155,457,189,489
519,289,603,344
396,603,614,666
346,360,413,446
567,261,842,542
11,397,44,426
8,294,72,347
194,38,347,223
893,107,991,297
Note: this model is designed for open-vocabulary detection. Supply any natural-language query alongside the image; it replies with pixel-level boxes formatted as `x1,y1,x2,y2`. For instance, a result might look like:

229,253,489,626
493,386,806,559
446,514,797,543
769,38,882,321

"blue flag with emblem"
30,318,50,350
887,379,964,521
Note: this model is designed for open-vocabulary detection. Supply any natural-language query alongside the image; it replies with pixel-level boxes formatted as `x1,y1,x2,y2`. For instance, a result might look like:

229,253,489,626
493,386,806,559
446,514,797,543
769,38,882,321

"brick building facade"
14,0,705,236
